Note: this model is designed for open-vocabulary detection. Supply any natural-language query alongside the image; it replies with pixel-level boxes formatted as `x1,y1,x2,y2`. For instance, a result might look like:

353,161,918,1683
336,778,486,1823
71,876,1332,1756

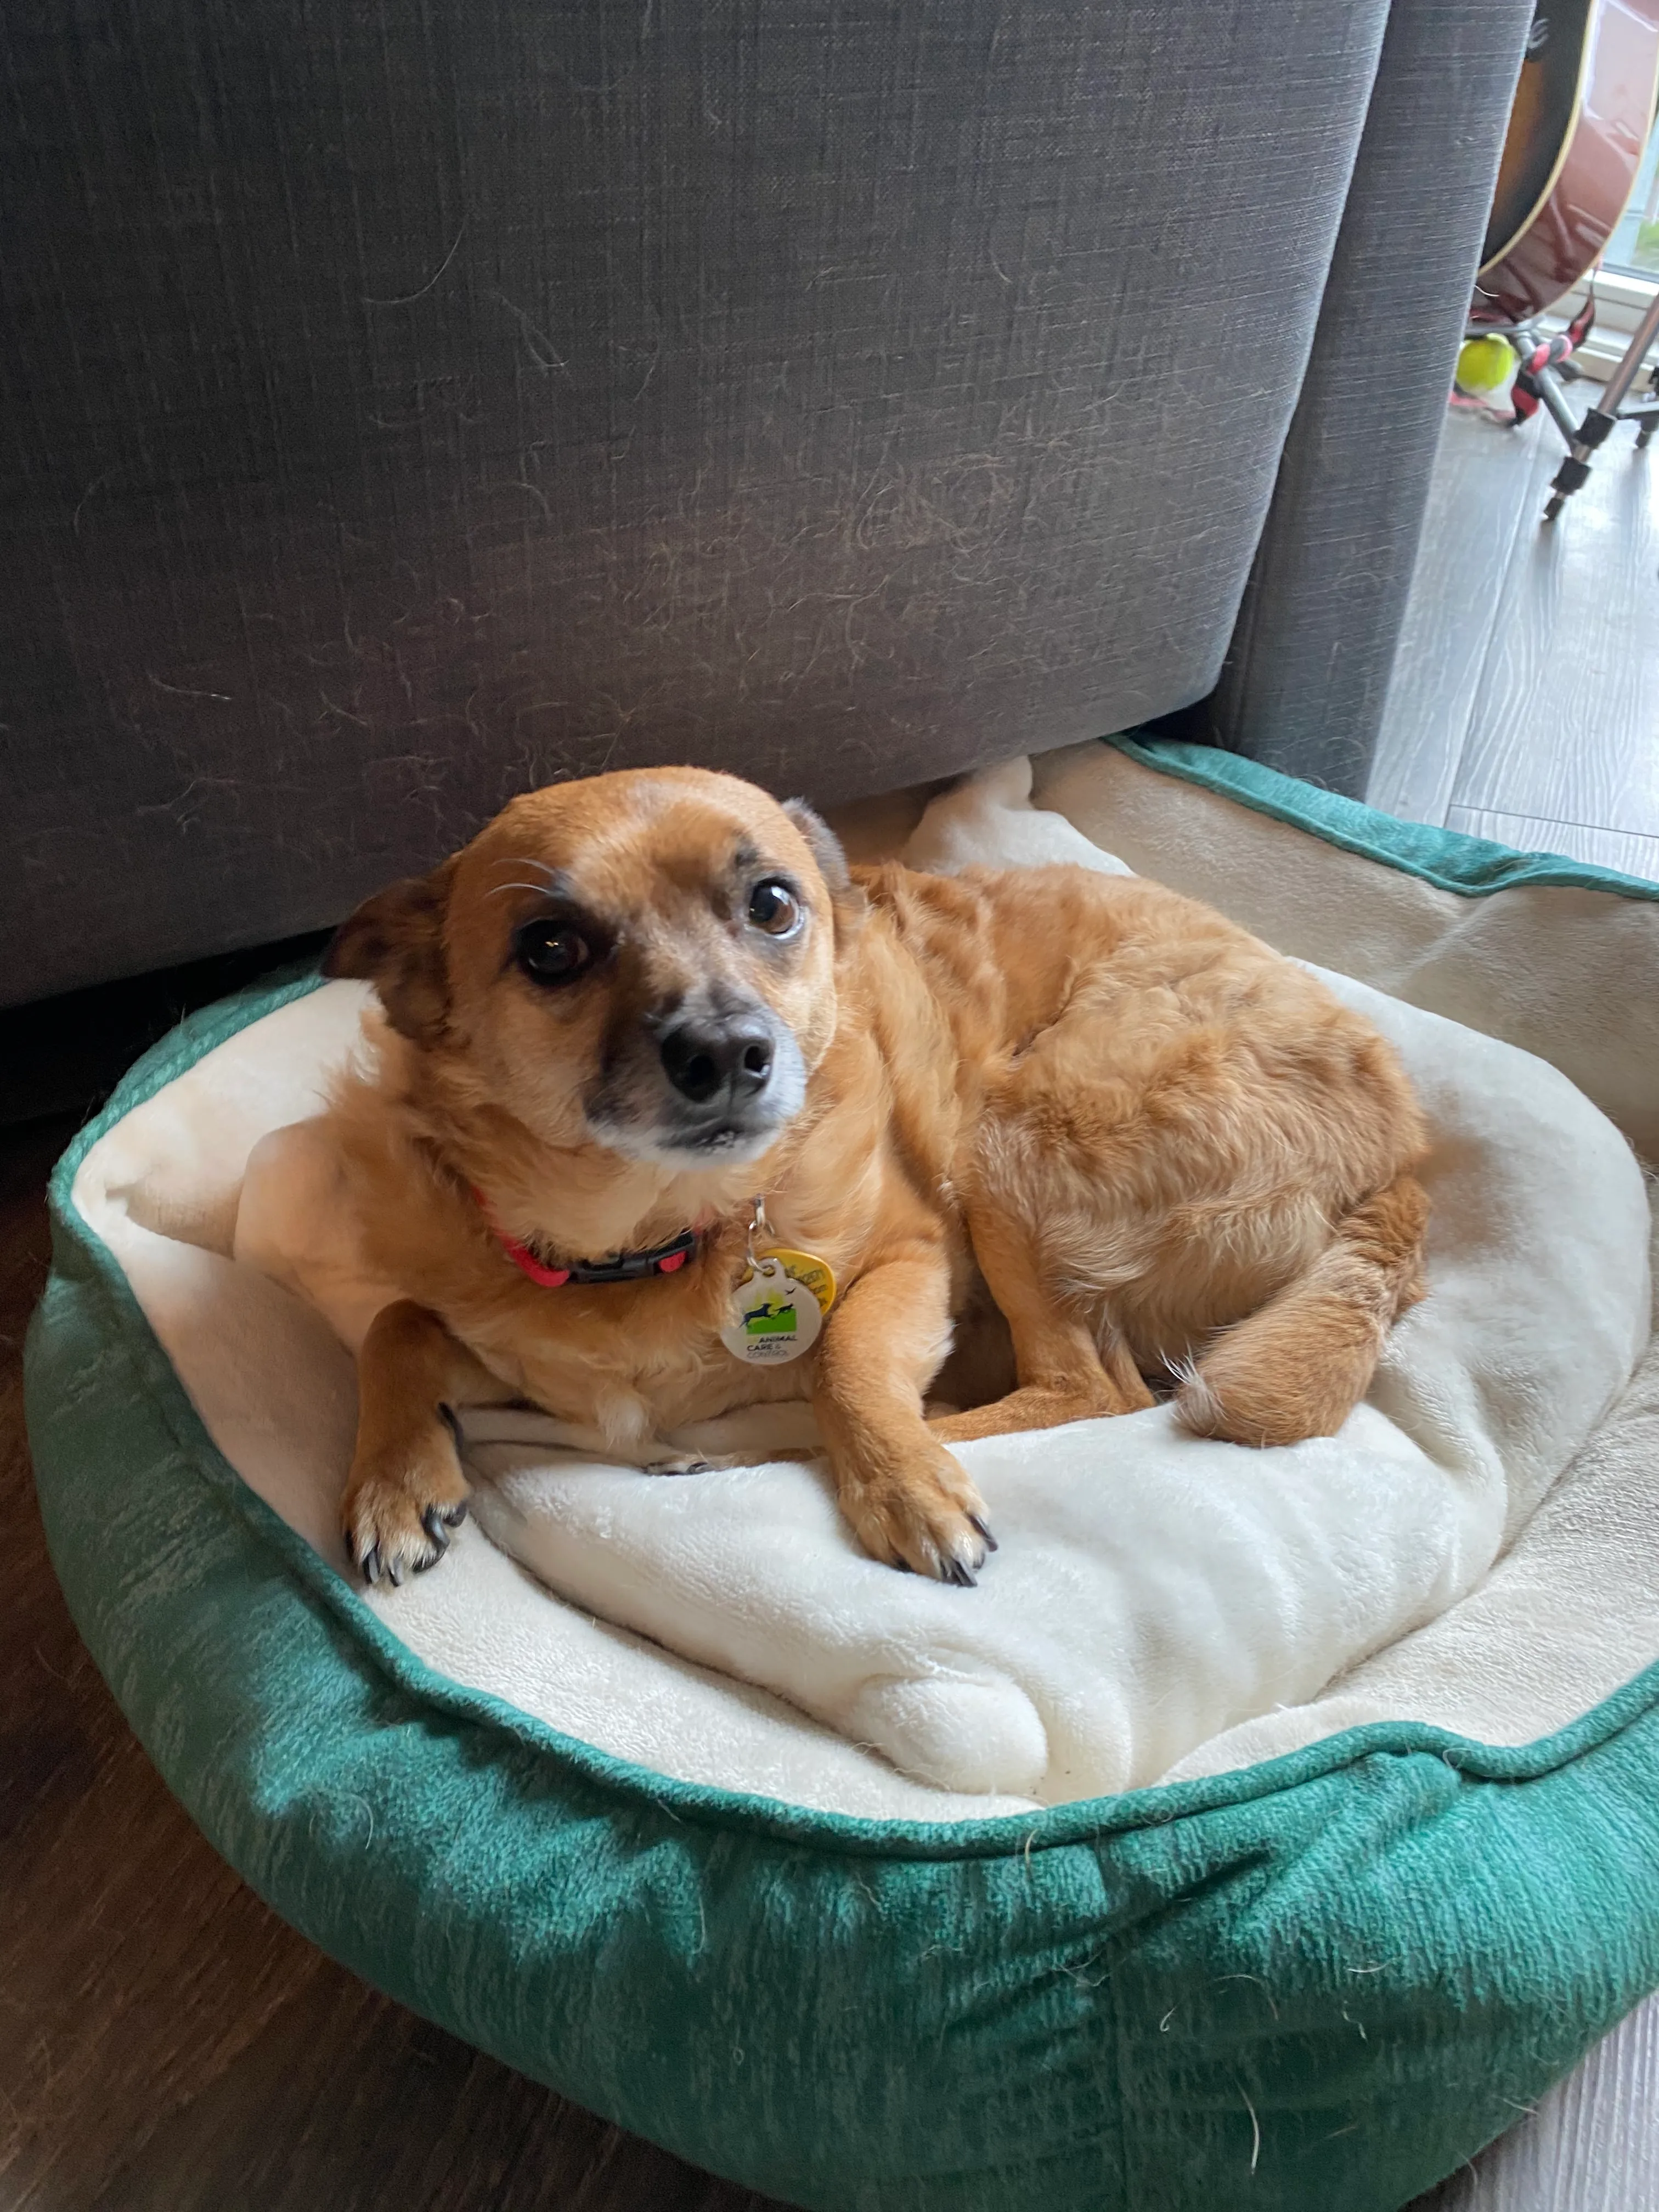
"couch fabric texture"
1,0,1530,1005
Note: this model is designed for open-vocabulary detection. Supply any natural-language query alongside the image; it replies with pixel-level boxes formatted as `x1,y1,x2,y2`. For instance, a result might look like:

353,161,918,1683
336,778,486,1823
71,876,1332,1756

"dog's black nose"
660,1015,775,1106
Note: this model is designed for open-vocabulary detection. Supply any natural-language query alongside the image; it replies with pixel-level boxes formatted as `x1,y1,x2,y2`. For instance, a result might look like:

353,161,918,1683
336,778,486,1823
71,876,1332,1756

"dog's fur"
321,766,1429,1586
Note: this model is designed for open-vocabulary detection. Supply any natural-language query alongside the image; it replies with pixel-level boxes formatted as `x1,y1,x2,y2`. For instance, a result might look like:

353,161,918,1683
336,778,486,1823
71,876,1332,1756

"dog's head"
325,767,861,1169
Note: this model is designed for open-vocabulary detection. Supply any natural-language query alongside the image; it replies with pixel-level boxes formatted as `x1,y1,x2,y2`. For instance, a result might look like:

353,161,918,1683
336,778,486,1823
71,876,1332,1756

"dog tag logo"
720,1254,823,1365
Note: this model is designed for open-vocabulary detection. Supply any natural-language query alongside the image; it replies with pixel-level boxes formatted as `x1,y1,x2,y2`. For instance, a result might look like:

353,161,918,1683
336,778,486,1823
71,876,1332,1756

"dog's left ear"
784,799,867,940
323,858,456,1044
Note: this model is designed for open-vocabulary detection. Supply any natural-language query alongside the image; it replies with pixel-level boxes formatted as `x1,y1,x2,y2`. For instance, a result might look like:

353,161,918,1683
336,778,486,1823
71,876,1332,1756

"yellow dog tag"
757,1248,836,1317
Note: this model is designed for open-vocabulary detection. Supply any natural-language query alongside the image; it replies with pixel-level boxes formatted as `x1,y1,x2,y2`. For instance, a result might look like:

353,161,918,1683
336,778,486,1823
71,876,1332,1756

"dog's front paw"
843,1441,996,1585
341,1436,470,1588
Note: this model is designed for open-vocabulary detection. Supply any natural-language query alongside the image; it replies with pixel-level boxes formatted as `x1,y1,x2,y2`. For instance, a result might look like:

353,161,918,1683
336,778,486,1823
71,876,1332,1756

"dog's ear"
783,799,867,939
323,860,455,1043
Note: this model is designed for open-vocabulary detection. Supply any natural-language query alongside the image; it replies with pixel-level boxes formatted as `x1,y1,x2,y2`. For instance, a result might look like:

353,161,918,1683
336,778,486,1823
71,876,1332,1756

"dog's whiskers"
485,856,568,900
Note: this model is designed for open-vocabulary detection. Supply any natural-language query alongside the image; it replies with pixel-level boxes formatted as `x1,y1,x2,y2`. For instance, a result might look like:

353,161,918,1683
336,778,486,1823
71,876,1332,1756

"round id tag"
719,1254,826,1365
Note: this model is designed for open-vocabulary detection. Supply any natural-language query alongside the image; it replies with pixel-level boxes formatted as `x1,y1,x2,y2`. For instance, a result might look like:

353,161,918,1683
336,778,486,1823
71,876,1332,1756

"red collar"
472,1188,696,1288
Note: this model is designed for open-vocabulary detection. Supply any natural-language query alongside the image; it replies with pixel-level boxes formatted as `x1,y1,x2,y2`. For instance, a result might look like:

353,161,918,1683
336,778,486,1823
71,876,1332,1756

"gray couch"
1,0,1531,1007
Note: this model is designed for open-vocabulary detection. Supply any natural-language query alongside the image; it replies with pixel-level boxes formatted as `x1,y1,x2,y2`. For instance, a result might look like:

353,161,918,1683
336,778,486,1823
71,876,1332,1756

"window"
1606,115,1659,279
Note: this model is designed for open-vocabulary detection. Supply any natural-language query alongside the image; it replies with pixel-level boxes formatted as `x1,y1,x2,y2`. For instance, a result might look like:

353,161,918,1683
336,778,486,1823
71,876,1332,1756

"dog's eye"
747,879,802,938
515,918,592,985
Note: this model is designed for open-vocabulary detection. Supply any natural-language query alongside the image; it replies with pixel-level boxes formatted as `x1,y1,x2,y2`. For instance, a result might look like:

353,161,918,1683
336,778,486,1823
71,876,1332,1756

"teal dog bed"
26,737,1659,2211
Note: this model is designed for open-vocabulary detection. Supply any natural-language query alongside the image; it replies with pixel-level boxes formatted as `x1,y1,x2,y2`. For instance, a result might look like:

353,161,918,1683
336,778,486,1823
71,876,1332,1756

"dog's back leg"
1172,1171,1429,1448
929,1200,1154,1446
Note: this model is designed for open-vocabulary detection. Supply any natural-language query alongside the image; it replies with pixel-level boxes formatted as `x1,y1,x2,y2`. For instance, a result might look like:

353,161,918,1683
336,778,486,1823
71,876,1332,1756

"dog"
314,765,1429,1588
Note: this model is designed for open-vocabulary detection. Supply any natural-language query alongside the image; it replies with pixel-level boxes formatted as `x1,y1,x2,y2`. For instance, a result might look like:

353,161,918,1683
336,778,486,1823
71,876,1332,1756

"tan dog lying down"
317,766,1429,1589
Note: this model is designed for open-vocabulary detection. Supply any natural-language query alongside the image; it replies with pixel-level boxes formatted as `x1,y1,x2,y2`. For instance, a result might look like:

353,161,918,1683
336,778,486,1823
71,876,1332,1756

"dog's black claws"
438,1402,462,1446
968,1513,998,1553
442,1501,469,1527
386,1553,407,1587
943,1556,978,1589
421,1507,452,1556
360,1544,381,1587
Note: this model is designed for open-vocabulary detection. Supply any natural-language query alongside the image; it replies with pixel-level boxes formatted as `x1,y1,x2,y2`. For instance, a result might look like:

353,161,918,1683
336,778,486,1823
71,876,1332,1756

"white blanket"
75,762,1654,1813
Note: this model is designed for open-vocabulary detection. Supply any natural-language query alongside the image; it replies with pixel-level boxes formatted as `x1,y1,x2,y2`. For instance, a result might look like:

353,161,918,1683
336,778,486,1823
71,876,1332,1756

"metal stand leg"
1528,362,1584,445
1633,362,1659,452
1544,287,1659,520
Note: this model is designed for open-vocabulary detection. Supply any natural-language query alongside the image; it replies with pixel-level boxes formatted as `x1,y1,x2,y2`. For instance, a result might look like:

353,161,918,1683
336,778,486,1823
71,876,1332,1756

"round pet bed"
26,737,1659,2212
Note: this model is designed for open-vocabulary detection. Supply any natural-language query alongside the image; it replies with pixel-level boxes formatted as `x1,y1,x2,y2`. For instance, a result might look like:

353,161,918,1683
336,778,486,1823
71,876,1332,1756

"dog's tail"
1172,1171,1429,1448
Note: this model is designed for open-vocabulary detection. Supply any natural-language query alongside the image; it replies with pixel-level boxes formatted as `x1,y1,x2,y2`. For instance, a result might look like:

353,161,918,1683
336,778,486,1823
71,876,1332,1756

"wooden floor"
1369,390,1659,874
5,397,1657,2212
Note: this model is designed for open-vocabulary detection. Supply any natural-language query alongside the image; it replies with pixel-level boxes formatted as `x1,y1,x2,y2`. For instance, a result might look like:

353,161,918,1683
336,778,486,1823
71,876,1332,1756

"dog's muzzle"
586,996,806,1164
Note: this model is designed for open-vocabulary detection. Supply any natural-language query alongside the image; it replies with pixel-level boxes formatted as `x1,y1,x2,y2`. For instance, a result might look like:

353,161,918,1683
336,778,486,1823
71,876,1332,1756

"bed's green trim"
25,966,1659,2211
1107,735,1659,900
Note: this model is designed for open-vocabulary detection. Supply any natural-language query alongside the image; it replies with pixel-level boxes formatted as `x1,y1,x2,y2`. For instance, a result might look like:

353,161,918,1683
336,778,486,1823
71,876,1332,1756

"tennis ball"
1455,335,1516,395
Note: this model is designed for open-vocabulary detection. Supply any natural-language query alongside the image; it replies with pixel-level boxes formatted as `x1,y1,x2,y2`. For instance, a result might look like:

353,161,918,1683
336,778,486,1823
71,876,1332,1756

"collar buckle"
566,1228,697,1284
473,1184,701,1289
